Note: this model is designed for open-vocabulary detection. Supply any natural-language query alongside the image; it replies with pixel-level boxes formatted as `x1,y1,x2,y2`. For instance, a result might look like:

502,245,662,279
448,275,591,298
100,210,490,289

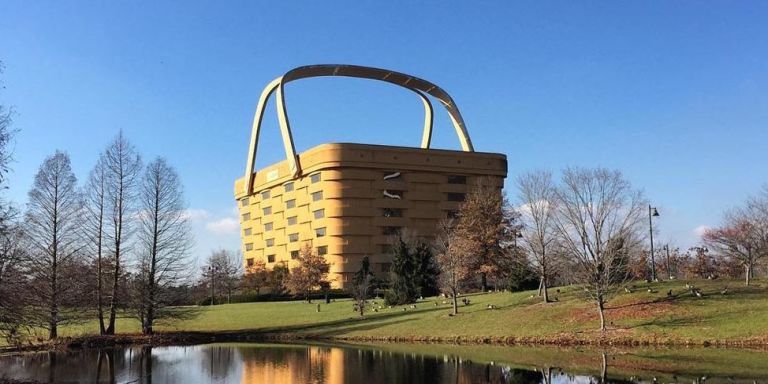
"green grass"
31,278,768,345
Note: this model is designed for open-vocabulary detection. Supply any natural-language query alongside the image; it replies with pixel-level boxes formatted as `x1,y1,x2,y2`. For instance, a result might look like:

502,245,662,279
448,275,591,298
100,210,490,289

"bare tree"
285,243,330,303
0,224,27,343
704,189,768,286
201,250,242,304
434,219,472,315
23,151,84,339
134,158,192,334
83,155,110,334
102,132,142,335
517,171,559,303
553,168,645,331
453,177,518,291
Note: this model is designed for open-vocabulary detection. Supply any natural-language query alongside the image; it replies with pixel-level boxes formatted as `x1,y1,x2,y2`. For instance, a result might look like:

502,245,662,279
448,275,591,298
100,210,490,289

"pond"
1,342,767,383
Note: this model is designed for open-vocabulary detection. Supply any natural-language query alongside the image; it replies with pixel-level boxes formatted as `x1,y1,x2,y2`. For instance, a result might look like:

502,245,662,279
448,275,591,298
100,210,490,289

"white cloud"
206,217,240,234
693,225,711,238
182,208,210,221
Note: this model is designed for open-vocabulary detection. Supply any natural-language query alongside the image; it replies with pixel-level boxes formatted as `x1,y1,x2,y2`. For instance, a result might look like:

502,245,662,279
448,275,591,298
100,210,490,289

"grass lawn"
36,278,768,345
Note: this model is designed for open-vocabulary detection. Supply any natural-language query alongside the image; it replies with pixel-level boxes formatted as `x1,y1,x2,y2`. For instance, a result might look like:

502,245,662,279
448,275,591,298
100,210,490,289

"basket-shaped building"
234,65,507,288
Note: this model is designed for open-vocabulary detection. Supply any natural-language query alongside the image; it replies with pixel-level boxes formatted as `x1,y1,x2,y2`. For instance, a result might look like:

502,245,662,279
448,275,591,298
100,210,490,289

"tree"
385,235,419,305
453,177,518,291
133,158,192,334
23,151,84,339
102,132,142,335
350,256,375,316
434,219,472,315
553,168,645,331
84,155,110,334
413,241,440,297
267,262,289,296
0,63,23,343
517,171,559,302
285,243,330,302
243,259,268,296
704,190,768,286
0,225,27,344
201,250,242,305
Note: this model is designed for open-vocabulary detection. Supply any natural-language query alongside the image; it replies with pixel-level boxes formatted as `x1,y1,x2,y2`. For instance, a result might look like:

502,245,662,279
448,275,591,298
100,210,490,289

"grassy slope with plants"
27,278,768,347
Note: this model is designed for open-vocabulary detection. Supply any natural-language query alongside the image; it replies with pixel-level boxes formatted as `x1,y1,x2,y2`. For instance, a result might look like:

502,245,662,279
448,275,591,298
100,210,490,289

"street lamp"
208,265,218,306
648,205,660,281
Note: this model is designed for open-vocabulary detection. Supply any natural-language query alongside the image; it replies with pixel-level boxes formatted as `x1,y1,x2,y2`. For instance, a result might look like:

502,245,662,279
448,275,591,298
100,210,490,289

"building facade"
234,65,507,288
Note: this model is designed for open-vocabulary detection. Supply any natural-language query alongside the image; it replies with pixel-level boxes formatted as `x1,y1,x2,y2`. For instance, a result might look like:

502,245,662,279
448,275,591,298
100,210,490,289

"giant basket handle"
243,64,474,194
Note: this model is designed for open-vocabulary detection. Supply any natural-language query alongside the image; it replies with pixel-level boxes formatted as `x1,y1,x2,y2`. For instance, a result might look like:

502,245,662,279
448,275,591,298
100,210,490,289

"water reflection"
0,343,766,383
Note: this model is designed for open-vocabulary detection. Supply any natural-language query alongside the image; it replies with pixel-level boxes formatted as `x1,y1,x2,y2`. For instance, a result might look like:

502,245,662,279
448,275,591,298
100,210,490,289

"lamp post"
209,265,218,306
648,205,660,281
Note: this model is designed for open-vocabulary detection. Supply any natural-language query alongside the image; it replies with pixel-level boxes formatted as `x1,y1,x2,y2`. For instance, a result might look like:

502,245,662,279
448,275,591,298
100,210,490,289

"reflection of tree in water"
200,344,238,381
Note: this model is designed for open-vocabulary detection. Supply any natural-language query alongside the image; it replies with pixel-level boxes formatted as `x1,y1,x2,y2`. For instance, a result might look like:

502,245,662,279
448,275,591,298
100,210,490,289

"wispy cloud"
693,225,711,238
182,208,210,221
206,217,240,234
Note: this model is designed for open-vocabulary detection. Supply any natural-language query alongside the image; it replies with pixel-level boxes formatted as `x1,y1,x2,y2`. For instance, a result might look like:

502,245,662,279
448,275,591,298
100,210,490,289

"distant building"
234,65,507,288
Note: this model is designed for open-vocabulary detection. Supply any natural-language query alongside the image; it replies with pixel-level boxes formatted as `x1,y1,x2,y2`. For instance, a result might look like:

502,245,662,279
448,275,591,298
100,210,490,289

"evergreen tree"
385,237,418,305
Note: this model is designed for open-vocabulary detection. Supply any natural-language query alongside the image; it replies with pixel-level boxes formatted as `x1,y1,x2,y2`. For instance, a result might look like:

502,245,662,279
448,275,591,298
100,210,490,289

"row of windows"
244,210,325,236
243,227,326,250
263,245,328,264
244,173,322,207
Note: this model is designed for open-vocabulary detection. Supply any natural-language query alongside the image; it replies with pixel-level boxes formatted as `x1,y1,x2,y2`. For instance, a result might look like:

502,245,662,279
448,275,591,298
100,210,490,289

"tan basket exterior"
234,142,507,288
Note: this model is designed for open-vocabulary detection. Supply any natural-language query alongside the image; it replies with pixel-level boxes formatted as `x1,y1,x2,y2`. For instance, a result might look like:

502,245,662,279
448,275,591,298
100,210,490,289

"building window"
241,213,251,221
447,193,465,202
311,191,323,201
286,199,296,209
244,227,252,236
262,206,272,215
261,190,270,200
265,238,274,247
264,222,273,231
315,227,326,237
290,250,299,260
382,208,402,217
383,190,403,199
310,173,321,183
288,233,299,242
313,209,325,219
287,216,297,226
447,175,467,184
383,226,401,235
284,182,294,192
317,246,328,255
245,243,253,251
240,197,250,207
246,258,254,267
267,254,275,263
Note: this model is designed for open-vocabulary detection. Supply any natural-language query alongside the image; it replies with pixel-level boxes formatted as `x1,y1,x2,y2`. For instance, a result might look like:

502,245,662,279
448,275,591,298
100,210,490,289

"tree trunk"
542,279,549,303
745,262,752,286
480,272,488,292
451,290,458,315
597,299,606,331
105,257,120,335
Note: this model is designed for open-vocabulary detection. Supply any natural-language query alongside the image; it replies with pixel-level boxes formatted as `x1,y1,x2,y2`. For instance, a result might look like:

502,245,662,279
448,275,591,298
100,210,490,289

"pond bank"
3,329,768,356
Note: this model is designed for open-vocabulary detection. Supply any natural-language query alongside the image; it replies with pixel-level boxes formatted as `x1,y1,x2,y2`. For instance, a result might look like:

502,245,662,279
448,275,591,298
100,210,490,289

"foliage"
350,256,375,316
703,190,768,286
285,243,330,303
453,177,520,291
243,259,268,295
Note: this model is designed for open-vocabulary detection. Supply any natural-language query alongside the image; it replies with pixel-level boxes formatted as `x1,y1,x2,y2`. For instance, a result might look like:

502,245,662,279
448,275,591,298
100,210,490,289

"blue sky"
1,1,767,265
